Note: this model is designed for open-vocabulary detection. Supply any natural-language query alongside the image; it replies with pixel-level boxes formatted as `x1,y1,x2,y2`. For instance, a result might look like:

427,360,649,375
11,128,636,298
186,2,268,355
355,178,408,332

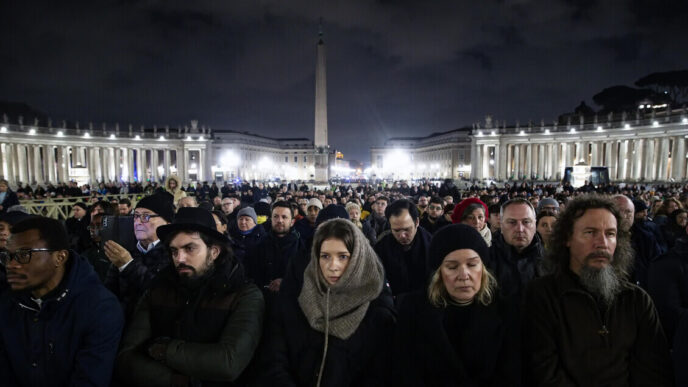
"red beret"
451,197,488,224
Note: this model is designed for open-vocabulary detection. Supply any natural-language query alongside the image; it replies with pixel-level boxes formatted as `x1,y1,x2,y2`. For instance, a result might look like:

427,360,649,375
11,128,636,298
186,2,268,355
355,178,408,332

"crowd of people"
0,175,687,386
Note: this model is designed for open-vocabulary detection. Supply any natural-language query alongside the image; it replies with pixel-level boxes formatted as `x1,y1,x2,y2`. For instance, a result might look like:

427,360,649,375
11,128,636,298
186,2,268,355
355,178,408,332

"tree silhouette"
635,70,688,104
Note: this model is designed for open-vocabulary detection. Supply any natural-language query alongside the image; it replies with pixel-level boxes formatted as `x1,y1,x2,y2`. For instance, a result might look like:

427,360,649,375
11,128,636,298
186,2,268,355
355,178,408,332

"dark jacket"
364,213,389,241
672,312,688,386
486,230,545,299
630,221,662,289
394,291,521,386
0,189,19,213
82,244,113,282
229,224,266,267
104,241,169,321
258,279,396,387
0,252,124,386
374,226,432,297
245,230,306,290
65,216,90,253
293,217,317,243
419,213,451,234
523,269,672,386
648,236,688,343
116,258,264,387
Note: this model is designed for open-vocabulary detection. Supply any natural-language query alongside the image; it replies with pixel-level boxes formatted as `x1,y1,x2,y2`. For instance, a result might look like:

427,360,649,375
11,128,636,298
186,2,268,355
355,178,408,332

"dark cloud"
0,0,686,162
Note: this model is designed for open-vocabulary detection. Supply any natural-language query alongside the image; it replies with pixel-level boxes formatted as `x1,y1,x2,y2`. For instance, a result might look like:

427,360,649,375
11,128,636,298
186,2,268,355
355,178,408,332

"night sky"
1,1,687,163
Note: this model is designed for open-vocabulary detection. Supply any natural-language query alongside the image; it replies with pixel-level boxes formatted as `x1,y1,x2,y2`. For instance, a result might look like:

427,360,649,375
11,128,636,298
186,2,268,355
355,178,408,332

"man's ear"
54,250,69,267
209,244,220,260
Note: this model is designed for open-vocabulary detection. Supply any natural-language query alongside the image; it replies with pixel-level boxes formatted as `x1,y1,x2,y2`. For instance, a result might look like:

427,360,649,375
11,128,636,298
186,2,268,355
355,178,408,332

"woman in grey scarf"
258,219,396,387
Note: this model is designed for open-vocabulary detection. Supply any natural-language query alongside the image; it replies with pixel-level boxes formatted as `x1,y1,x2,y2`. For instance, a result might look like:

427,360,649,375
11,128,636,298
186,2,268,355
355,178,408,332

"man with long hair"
523,195,672,386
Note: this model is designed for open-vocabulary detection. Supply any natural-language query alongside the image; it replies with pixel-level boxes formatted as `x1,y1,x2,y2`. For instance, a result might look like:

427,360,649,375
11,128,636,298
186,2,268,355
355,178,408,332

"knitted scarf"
298,219,384,340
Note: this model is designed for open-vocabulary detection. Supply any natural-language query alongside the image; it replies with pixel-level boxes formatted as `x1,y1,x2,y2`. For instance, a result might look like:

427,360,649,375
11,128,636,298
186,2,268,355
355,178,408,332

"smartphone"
100,216,137,252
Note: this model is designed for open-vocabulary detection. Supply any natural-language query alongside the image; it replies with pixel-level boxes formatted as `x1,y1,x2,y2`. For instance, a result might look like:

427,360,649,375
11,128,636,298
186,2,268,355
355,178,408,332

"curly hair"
545,194,633,279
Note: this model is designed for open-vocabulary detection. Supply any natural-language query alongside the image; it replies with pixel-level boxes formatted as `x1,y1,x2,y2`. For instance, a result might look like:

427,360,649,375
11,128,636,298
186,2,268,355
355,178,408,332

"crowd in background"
0,175,687,386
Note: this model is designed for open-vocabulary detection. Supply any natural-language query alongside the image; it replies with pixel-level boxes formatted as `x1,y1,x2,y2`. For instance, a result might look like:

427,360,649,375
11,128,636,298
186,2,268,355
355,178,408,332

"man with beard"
523,195,671,386
0,217,123,386
418,196,450,234
116,207,264,386
374,199,432,297
245,201,306,300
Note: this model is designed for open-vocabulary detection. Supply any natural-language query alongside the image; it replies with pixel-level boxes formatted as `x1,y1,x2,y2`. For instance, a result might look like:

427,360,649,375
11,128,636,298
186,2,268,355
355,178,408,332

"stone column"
672,137,686,181
108,147,117,182
619,140,629,180
591,143,599,166
16,145,27,184
182,148,189,182
120,148,129,182
135,148,143,181
536,144,544,180
505,144,512,179
524,144,532,179
0,143,4,180
513,145,521,180
164,149,171,180
3,144,12,183
151,149,159,183
33,145,43,185
656,137,671,181
604,142,613,180
45,146,55,184
127,148,135,183
199,148,206,181
631,140,643,181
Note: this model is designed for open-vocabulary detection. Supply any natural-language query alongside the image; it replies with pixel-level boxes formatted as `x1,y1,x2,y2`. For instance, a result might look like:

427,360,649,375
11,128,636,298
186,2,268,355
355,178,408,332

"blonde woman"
346,201,377,246
394,224,520,386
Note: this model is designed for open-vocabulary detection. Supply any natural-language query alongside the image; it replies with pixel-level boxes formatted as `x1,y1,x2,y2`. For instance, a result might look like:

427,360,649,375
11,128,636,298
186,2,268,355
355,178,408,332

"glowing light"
83,132,90,138
29,128,36,135
519,130,524,135
570,128,576,133
491,131,496,136
653,121,659,127
624,124,631,129
544,129,550,134
56,131,64,137
683,118,688,124
109,134,116,140
186,136,193,141
220,151,241,169
597,126,603,131
134,135,141,140
159,135,165,141
0,126,7,133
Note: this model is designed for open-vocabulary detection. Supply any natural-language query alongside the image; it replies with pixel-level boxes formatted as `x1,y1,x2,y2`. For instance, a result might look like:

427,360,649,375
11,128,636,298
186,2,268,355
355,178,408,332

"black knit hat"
157,207,229,243
136,193,175,223
315,204,349,226
427,224,489,275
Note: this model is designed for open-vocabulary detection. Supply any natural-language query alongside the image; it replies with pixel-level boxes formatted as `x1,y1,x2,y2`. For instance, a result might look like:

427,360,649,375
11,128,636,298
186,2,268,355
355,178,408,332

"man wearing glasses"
104,193,174,321
0,216,123,386
419,196,450,234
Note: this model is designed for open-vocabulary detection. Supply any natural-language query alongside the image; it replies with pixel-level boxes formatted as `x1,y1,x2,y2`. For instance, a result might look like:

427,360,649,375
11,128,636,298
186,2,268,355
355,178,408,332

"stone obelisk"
313,21,330,182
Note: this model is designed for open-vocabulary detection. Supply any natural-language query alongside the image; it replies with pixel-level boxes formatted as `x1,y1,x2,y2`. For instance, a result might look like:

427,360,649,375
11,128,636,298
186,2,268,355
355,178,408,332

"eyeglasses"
0,248,56,265
428,205,443,211
133,213,161,223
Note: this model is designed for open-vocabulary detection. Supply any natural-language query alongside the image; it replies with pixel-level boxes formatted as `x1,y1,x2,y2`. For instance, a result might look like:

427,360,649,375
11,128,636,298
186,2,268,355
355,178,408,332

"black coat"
245,230,306,289
374,227,432,297
648,236,688,342
486,230,545,299
394,291,521,387
230,224,266,268
419,213,451,234
0,190,19,213
104,242,170,322
364,214,389,241
630,222,663,289
258,280,396,387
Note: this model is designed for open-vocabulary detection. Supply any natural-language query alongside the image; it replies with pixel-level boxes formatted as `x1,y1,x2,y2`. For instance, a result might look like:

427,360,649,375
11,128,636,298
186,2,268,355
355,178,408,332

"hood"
165,175,182,193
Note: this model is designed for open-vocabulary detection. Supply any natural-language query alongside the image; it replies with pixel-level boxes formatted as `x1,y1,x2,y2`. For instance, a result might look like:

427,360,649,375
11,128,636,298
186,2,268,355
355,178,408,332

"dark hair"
12,216,69,251
92,201,114,215
429,196,444,206
385,199,419,222
461,203,485,220
119,198,131,206
488,203,501,217
535,209,557,227
312,219,355,260
375,196,389,204
546,194,633,277
164,229,234,266
271,200,294,218
211,210,228,226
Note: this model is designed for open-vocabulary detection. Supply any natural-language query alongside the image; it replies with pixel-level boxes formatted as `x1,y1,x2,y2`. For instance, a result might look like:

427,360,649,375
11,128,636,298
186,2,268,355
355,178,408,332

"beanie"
427,223,489,276
315,204,349,226
537,198,559,212
451,198,488,224
254,202,272,217
135,193,175,223
237,207,258,225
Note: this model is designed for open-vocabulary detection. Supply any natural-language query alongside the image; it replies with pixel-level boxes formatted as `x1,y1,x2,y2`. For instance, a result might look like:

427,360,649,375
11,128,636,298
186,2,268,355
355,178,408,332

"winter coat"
258,279,396,387
419,213,451,234
374,226,432,297
82,244,113,282
116,259,265,387
629,222,662,289
164,175,187,206
648,236,688,343
523,269,672,386
394,291,521,386
245,229,307,290
672,313,688,386
486,230,545,299
104,242,170,321
293,217,317,243
0,252,124,386
229,224,266,267
364,213,389,241
0,189,19,213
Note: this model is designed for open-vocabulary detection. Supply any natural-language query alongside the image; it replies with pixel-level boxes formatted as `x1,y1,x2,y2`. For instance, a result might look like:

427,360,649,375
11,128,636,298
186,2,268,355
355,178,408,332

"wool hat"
307,198,323,210
315,204,349,226
237,207,258,225
73,202,88,211
157,207,228,243
451,198,488,224
537,198,560,212
254,201,272,217
633,199,648,212
427,223,489,275
136,193,175,223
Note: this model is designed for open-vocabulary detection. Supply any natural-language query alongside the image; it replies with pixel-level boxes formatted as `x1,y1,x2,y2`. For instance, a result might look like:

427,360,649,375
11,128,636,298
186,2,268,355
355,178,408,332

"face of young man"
271,206,294,237
168,232,219,282
389,209,419,247
373,200,387,218
4,229,67,298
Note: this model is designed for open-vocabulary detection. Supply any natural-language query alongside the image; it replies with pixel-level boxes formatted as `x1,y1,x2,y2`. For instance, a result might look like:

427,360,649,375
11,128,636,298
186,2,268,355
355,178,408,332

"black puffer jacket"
258,280,396,387
486,230,545,299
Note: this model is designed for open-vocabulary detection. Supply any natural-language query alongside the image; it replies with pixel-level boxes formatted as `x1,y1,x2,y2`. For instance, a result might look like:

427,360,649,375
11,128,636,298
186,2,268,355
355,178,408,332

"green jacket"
116,260,265,386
